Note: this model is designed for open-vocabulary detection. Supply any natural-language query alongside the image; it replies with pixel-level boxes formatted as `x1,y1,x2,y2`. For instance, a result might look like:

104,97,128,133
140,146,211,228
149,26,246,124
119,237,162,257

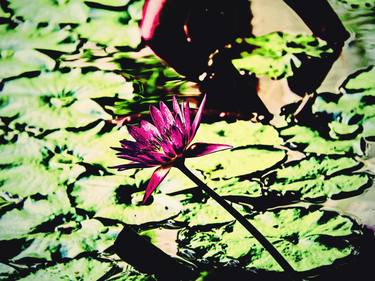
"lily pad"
0,49,55,81
232,32,332,79
13,219,122,261
175,199,249,227
187,146,286,179
72,175,182,225
76,9,141,48
9,0,89,24
85,0,131,6
279,125,362,155
194,120,282,148
0,70,133,130
17,257,112,281
0,22,79,53
178,208,360,272
335,0,375,9
0,191,71,240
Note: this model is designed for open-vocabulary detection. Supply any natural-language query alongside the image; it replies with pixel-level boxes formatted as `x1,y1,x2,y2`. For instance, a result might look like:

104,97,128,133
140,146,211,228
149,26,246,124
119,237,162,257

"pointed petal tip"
142,166,171,203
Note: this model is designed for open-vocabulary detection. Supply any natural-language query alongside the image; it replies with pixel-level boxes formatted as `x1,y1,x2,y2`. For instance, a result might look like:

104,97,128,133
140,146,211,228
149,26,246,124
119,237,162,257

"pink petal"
127,125,150,145
172,96,183,118
159,101,175,129
185,142,232,158
184,101,191,137
143,166,171,203
140,120,161,140
150,105,166,135
190,95,206,142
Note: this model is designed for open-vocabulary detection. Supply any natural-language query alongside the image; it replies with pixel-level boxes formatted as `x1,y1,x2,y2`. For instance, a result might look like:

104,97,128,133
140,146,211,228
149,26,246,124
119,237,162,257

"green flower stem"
177,162,300,280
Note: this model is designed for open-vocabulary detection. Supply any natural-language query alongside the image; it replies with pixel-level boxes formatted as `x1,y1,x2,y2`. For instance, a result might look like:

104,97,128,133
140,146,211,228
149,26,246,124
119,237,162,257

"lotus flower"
112,95,232,202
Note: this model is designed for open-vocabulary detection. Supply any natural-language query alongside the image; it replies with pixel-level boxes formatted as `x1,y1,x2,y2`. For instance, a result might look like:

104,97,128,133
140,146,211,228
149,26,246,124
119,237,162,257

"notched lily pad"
178,208,361,272
232,32,332,79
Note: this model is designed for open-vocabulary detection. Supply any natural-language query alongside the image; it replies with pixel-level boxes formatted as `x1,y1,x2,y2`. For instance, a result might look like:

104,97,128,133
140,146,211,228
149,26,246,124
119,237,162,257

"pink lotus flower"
112,95,232,202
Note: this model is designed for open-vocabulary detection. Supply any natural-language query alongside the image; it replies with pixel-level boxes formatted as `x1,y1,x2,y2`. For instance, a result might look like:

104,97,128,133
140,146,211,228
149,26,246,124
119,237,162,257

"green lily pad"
0,49,55,81
194,120,282,148
76,9,141,48
342,66,375,92
187,147,286,179
0,263,15,279
232,32,332,79
0,22,79,53
0,70,133,130
0,133,50,165
46,121,131,167
178,208,360,272
9,0,89,24
13,219,122,261
0,6,10,18
0,191,71,240
279,125,362,155
175,199,249,227
72,175,182,224
17,258,112,281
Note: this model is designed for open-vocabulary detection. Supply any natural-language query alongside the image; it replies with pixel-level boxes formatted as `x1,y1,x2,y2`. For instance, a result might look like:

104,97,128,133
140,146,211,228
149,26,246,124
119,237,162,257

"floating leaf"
335,0,375,9
76,9,141,48
13,219,122,261
175,199,249,227
85,0,131,6
0,70,133,130
72,175,182,224
0,22,78,53
194,120,282,148
232,32,332,79
0,191,71,240
178,208,360,272
187,147,286,179
9,0,89,24
279,125,362,155
17,258,112,281
266,158,372,200
46,122,130,167
0,49,55,81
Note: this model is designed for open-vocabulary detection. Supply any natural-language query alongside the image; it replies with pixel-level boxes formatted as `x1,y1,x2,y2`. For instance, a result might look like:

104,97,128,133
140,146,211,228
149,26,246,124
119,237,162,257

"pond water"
0,0,374,280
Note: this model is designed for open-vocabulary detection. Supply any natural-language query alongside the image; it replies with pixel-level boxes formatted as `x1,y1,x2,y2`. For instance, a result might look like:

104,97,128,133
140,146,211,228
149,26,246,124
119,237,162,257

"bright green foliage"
86,0,131,6
13,219,122,261
9,0,89,24
0,191,71,240
178,208,358,272
335,0,375,9
17,258,113,281
232,32,332,79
